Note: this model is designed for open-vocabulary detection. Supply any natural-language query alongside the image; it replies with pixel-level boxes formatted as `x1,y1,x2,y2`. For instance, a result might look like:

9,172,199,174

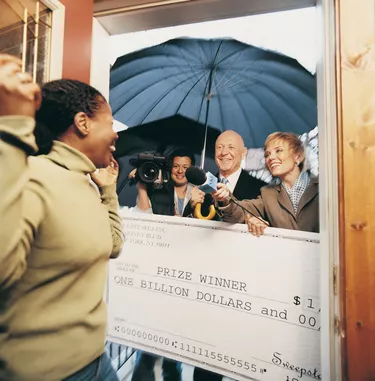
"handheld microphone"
185,166,218,193
185,166,268,225
185,166,217,220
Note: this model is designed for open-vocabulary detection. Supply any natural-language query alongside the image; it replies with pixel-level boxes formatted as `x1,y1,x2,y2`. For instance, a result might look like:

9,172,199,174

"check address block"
106,212,321,381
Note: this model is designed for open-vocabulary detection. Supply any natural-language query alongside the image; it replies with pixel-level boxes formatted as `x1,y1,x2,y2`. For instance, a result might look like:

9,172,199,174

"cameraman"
131,148,197,381
133,149,198,217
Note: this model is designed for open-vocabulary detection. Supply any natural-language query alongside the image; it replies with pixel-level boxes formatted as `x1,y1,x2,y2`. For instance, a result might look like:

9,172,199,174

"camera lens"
138,161,160,183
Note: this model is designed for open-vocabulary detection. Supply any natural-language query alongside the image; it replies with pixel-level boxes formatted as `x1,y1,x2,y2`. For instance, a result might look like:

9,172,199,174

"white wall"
91,18,111,100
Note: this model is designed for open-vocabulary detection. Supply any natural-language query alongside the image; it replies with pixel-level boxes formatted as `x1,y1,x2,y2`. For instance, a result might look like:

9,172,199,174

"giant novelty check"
106,211,321,381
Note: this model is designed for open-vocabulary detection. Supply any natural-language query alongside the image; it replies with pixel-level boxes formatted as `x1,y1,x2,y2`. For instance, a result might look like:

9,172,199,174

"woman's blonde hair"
264,132,305,170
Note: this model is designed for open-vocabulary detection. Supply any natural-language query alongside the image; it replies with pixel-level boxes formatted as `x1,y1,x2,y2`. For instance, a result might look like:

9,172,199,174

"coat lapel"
232,170,245,199
276,185,297,220
296,177,319,216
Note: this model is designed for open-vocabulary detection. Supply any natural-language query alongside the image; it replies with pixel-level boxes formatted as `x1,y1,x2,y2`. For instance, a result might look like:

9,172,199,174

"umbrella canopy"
110,37,317,150
114,114,221,159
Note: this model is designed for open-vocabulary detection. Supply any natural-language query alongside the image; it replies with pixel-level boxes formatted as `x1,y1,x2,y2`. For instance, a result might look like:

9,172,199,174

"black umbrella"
114,114,221,159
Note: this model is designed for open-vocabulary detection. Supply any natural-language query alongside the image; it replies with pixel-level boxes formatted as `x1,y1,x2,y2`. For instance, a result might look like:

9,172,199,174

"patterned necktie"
221,177,229,185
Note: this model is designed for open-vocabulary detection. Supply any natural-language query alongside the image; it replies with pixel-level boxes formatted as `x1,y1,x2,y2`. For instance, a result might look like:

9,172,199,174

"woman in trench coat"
212,131,319,235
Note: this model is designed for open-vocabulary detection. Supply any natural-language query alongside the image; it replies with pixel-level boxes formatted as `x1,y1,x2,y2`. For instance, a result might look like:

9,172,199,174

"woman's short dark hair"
169,148,195,166
34,79,106,155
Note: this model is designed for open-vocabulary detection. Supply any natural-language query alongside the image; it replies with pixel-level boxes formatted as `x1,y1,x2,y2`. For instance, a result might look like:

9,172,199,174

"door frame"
93,1,341,379
41,0,65,80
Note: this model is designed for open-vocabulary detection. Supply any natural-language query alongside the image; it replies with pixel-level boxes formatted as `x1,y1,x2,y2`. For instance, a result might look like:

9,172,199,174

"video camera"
129,153,170,185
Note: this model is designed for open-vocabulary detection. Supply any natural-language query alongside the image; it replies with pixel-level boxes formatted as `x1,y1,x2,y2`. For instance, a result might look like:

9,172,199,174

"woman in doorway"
0,54,124,380
212,131,319,235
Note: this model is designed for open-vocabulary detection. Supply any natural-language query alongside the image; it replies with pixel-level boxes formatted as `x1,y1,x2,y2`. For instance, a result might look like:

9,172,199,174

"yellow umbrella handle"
194,202,216,220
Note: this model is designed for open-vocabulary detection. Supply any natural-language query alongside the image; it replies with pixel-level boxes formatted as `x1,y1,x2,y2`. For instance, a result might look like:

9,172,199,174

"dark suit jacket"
183,170,266,219
222,176,319,233
231,169,267,201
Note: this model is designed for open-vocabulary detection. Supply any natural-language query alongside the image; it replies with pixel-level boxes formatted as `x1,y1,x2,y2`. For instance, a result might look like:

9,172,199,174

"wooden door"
336,0,375,379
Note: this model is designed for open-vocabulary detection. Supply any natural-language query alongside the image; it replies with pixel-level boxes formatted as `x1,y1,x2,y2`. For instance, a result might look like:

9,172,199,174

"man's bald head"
217,130,245,149
215,130,246,177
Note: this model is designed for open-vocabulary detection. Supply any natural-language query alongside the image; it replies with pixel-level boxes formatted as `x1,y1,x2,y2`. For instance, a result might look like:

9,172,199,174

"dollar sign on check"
293,296,301,305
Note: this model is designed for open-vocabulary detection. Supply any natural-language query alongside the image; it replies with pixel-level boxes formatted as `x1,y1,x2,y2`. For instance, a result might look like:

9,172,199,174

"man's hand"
129,168,151,210
91,157,119,187
246,214,269,237
211,183,231,205
190,186,205,208
0,54,41,117
128,168,137,180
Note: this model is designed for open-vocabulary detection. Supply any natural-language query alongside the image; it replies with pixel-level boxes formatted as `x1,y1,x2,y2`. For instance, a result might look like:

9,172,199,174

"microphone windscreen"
185,166,207,185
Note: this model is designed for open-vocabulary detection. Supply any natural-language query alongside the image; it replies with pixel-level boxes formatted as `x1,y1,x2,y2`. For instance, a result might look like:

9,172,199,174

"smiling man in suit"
214,130,266,200
185,130,266,221
192,130,266,381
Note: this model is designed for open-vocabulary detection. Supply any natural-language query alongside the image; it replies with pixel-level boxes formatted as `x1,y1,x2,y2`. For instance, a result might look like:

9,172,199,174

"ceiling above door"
94,0,316,35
